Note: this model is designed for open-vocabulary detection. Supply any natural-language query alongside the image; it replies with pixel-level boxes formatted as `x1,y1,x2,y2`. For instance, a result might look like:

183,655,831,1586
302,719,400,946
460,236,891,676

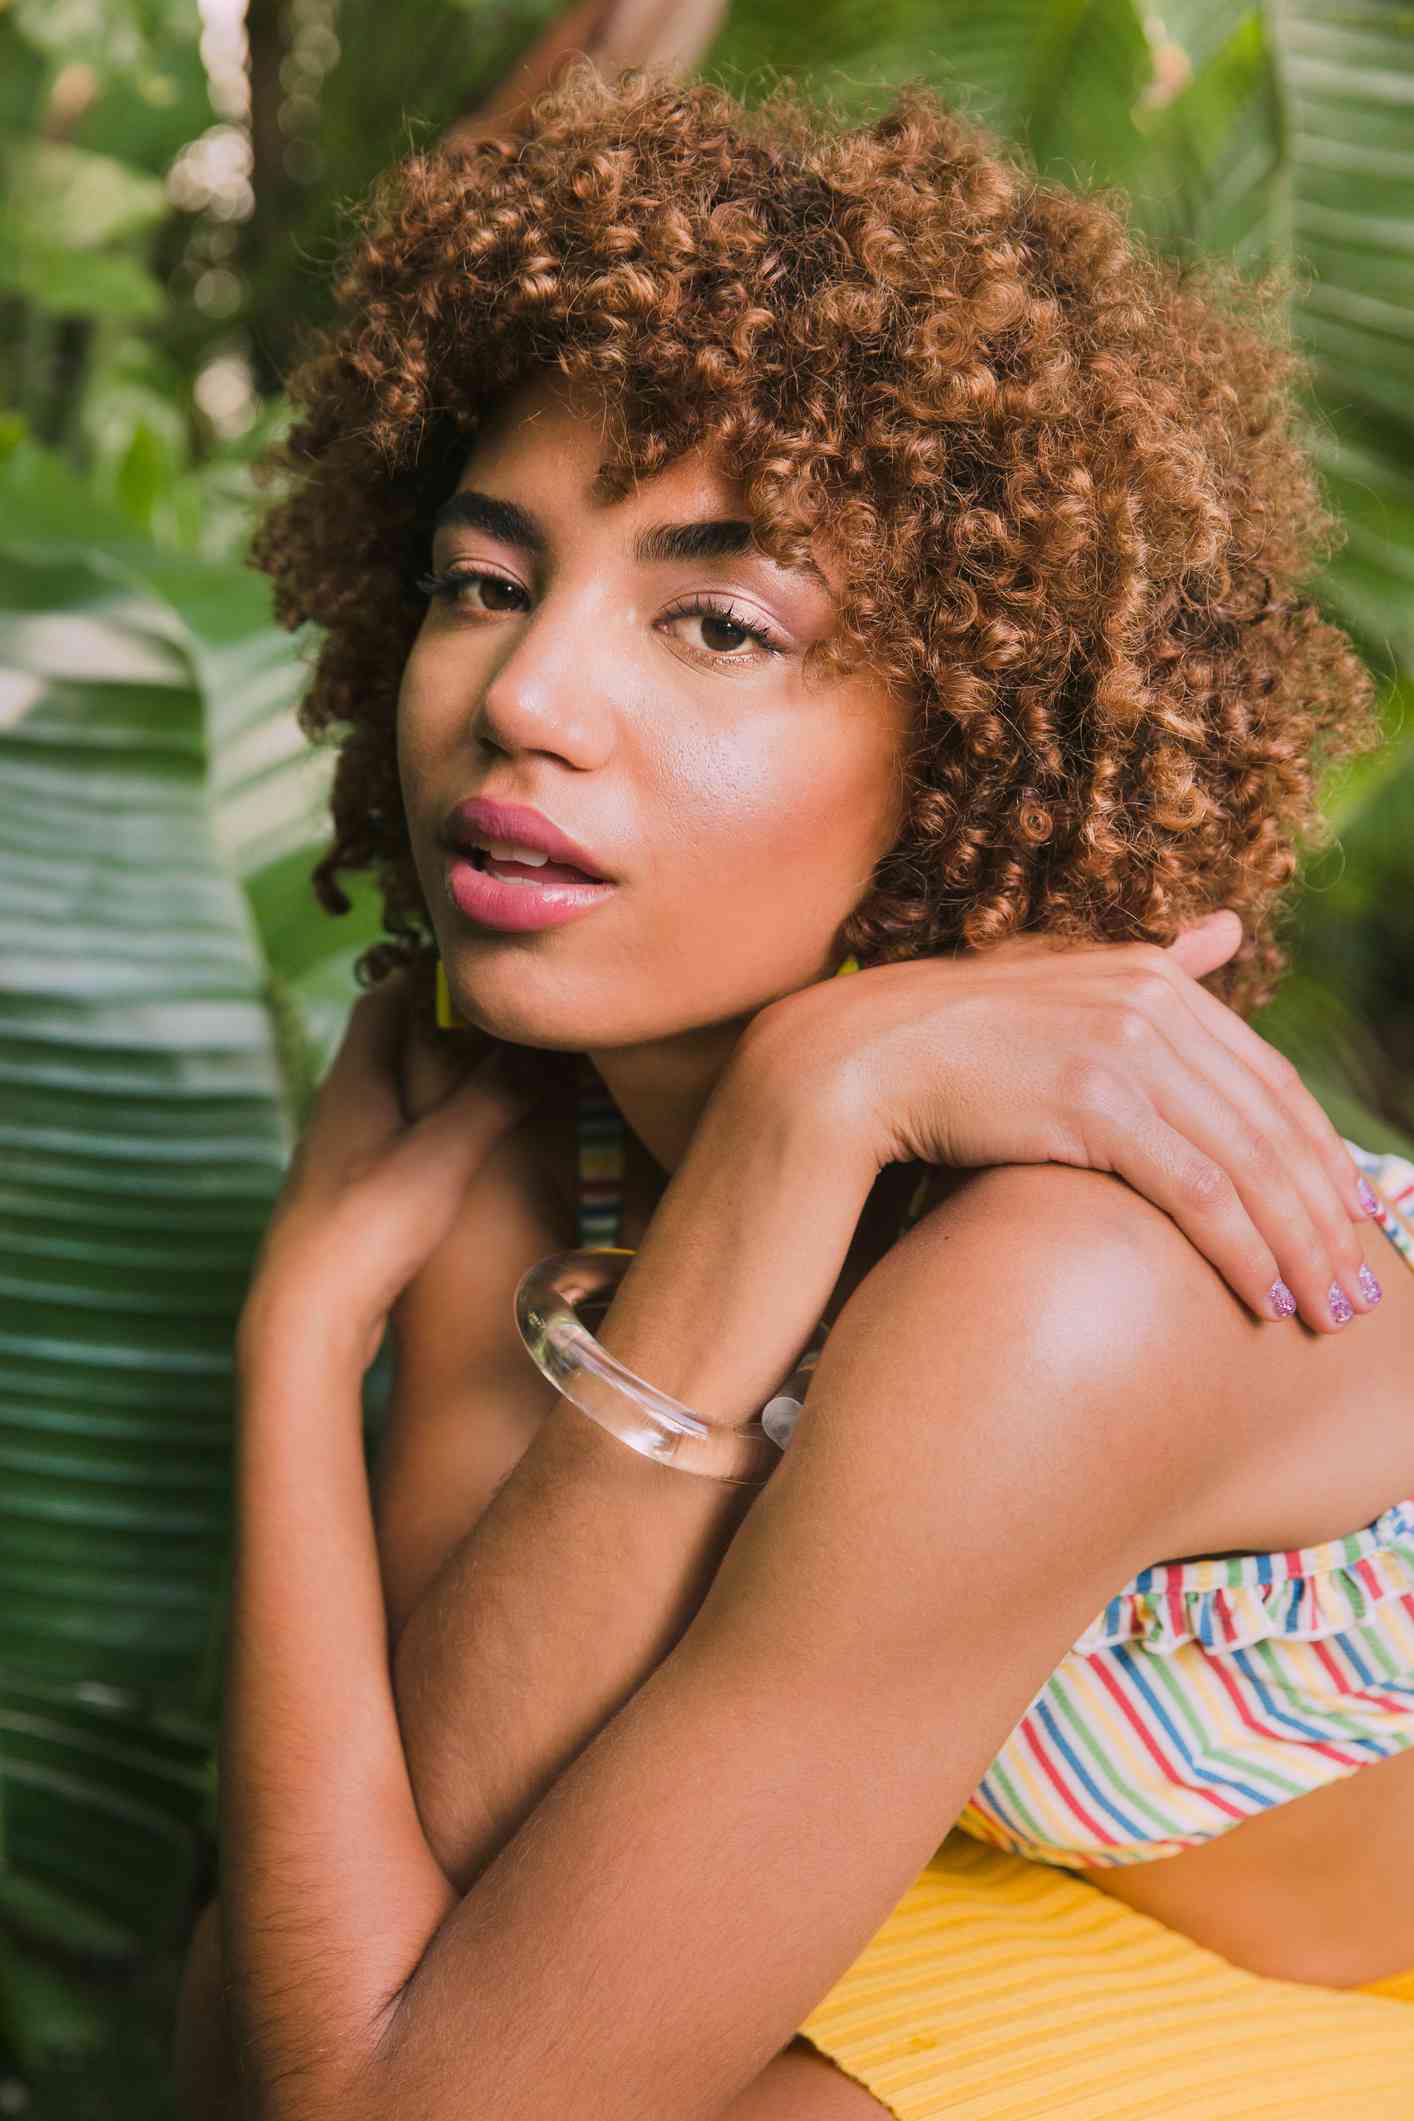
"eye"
416,566,527,615
659,593,785,666
415,567,786,669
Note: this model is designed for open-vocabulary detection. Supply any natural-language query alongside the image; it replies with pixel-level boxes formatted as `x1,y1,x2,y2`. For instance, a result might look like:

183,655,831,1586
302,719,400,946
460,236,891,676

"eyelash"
414,566,786,667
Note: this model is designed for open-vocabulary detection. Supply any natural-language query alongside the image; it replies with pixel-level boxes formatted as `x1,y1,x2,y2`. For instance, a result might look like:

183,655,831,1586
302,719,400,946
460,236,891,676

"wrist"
591,1057,875,1430
235,1281,371,1387
731,995,889,1179
518,1246,784,1484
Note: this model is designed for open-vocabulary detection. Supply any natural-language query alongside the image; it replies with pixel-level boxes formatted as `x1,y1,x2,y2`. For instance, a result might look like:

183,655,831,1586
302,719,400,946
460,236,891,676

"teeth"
480,838,548,867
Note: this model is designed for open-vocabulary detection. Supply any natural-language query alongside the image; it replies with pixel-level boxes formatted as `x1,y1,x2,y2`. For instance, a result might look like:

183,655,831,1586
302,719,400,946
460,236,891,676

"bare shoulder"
899,1157,1251,1412
839,1161,1241,1565
886,1157,1414,1558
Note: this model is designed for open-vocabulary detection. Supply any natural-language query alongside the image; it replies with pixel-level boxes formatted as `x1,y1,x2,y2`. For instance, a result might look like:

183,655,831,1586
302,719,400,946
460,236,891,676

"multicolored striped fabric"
573,1052,629,1249
957,1134,1414,1869
574,1071,1414,1870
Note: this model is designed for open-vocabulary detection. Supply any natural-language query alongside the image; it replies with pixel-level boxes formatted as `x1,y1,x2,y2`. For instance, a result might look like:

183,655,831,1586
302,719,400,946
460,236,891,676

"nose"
470,580,612,765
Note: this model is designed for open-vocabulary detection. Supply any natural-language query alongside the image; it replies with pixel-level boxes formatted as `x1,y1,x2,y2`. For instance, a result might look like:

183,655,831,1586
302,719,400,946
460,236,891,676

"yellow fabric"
1362,1963,1414,2004
795,1830,1414,2118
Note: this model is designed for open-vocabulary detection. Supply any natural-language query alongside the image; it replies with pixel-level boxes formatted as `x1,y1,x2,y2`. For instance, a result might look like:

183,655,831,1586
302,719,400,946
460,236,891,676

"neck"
582,1014,757,1177
581,1016,932,1326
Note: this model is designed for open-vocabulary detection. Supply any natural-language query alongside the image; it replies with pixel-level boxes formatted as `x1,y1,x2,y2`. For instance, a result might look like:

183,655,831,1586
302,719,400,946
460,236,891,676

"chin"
435,956,577,1053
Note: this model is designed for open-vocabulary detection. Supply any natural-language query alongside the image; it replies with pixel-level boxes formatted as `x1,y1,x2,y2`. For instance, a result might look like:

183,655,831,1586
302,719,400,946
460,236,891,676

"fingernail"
1329,1281,1355,1326
1357,1178,1381,1218
1268,1280,1297,1320
1357,1264,1383,1307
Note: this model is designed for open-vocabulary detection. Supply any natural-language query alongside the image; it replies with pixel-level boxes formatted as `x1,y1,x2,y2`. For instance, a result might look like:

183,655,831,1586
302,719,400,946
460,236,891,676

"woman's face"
398,369,912,1059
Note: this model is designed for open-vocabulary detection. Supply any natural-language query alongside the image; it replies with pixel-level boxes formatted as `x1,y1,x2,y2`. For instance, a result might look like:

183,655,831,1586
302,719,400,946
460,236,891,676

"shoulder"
810,1158,1268,1576
687,1159,1244,1749
895,1157,1241,1379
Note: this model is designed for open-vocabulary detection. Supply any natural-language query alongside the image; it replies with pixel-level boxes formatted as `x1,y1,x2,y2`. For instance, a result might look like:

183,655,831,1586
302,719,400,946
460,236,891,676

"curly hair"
247,59,1382,1018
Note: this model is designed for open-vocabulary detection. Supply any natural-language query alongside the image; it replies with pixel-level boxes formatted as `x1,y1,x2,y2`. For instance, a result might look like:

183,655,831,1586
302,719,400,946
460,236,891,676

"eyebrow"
431,488,828,588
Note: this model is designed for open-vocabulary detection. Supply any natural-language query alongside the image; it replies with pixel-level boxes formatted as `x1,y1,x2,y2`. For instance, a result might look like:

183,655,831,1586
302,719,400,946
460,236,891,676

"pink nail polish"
1357,1178,1381,1217
1357,1264,1383,1307
1329,1281,1354,1326
1268,1280,1297,1320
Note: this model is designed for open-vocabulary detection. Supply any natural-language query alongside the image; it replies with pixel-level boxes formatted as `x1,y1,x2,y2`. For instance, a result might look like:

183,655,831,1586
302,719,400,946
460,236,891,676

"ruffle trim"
1344,1135,1414,1270
1075,1134,1414,1655
1076,1497,1414,1654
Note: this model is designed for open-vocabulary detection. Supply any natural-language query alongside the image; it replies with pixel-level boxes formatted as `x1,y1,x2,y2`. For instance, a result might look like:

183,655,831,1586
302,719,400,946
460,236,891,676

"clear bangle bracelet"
513,1247,827,1487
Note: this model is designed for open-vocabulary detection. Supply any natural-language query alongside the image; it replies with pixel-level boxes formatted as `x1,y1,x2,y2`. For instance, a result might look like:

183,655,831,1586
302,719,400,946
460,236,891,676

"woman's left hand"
745,911,1381,1334
237,969,558,1374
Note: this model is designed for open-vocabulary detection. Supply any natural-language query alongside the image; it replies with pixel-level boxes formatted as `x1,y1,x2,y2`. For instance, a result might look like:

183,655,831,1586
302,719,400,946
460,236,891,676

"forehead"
446,371,841,602
454,369,748,522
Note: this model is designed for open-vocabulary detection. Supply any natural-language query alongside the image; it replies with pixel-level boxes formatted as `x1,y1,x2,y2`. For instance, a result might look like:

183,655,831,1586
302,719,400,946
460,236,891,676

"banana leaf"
3,0,1414,2049
0,437,383,1963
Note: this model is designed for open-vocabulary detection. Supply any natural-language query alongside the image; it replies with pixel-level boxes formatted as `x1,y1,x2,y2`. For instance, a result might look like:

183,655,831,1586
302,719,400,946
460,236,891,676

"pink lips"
442,795,613,882
444,851,617,933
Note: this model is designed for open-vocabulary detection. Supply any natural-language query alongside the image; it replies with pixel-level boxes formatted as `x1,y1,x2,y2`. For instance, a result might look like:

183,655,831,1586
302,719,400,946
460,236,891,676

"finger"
1116,960,1378,1321
328,1045,536,1319
1150,1012,1375,1325
443,0,617,149
1156,959,1376,1226
1163,908,1243,982
590,0,730,72
1091,999,1367,1330
399,995,496,1123
1071,1062,1323,1327
384,1042,541,1206
314,972,414,1154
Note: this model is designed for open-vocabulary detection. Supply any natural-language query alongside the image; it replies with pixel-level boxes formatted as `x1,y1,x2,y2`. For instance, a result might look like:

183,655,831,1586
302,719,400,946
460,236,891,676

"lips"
441,795,614,882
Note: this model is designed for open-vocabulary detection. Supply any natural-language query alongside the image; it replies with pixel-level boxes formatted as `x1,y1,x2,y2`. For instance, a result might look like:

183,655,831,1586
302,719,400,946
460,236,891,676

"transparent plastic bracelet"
513,1247,828,1487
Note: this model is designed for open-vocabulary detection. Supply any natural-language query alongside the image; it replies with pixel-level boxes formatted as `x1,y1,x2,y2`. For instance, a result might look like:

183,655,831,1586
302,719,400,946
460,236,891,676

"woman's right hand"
443,0,730,157
745,911,1382,1335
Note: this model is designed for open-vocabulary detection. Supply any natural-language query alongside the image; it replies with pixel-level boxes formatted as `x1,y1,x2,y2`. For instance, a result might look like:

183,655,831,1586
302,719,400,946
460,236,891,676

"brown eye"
416,568,527,613
699,611,752,652
661,594,783,663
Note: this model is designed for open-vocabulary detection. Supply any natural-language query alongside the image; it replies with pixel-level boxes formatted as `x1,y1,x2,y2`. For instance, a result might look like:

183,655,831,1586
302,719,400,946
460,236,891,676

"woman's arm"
265,1158,1239,2121
217,1044,880,2118
386,1053,887,1894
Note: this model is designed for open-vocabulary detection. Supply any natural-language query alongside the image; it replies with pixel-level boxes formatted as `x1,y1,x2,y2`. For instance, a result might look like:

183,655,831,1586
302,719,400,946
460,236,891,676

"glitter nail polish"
1357,1263,1383,1307
1357,1178,1381,1218
1268,1280,1297,1320
1329,1281,1355,1326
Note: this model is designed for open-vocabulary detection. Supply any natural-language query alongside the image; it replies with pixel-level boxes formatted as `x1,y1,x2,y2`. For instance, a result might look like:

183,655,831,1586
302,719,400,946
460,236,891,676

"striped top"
574,1063,1414,1870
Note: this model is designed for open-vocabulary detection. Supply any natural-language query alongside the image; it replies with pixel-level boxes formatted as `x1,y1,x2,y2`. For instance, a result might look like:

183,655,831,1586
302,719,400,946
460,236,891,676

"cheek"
652,718,892,890
394,663,443,791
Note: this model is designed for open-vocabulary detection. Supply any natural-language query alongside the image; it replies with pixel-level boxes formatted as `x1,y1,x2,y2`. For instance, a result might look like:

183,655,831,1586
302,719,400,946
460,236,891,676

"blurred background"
0,1,1411,2111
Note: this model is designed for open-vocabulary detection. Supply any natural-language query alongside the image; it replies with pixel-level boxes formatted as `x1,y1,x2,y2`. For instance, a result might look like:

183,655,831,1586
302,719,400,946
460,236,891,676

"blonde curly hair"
248,59,1381,1017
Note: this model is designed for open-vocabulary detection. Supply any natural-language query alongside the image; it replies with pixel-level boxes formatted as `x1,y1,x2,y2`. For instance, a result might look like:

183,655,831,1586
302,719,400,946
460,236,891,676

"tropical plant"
1,2,1411,2109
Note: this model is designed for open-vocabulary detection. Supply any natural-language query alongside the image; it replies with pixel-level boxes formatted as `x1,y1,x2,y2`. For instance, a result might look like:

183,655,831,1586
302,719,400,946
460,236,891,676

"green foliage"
1,3,1413,2109
0,432,386,2105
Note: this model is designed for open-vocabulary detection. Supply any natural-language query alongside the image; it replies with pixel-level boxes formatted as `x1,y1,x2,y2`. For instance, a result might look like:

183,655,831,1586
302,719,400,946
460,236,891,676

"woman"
182,61,1414,2121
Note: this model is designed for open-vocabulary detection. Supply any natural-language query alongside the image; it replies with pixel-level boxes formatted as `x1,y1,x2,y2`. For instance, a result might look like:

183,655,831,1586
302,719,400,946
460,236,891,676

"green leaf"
1,141,167,253
0,1917,109,2071
0,16,51,140
0,237,165,323
1270,0,1414,670
0,451,384,1953
1252,971,1414,1159
113,420,174,536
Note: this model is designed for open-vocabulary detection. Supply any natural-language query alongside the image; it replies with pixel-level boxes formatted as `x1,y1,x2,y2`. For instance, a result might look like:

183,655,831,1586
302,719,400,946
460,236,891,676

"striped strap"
575,1054,626,1250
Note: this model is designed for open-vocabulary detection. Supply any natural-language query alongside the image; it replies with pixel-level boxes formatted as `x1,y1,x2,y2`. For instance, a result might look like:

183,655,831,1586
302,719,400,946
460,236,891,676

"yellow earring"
435,956,473,1030
833,954,861,978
